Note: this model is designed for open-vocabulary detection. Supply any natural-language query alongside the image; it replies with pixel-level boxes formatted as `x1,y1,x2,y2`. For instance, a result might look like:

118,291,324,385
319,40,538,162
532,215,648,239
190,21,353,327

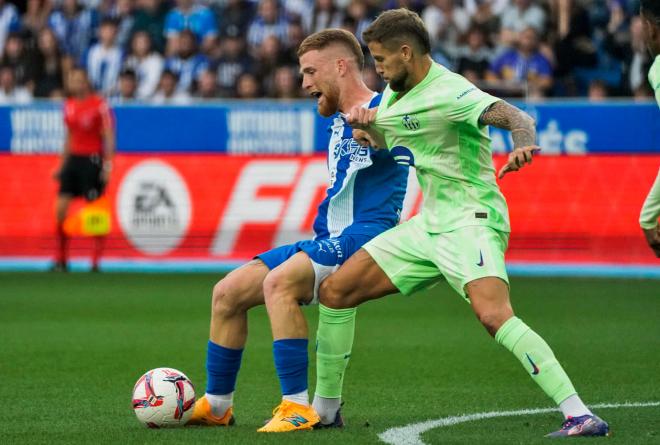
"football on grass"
132,367,195,428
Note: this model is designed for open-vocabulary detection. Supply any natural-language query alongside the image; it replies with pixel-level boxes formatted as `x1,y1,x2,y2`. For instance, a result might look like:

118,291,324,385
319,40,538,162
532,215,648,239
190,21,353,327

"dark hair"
120,68,137,80
297,28,365,69
641,0,660,23
362,8,431,54
161,69,178,81
100,17,119,28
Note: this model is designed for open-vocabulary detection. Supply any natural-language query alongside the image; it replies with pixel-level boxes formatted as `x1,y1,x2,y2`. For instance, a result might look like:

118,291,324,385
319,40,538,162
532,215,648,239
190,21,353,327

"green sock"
314,304,356,398
495,316,577,405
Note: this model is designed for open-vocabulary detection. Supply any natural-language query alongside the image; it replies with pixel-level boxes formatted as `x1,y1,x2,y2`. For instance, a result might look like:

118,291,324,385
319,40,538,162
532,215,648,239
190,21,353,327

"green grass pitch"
1,272,659,444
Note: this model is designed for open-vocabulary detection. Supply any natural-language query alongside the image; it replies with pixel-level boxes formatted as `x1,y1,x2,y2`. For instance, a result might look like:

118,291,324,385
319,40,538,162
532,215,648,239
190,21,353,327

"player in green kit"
316,9,609,438
639,0,660,256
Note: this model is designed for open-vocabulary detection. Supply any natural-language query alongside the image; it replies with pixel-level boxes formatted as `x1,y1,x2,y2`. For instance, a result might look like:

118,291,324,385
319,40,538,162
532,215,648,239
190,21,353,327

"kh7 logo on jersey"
402,114,420,131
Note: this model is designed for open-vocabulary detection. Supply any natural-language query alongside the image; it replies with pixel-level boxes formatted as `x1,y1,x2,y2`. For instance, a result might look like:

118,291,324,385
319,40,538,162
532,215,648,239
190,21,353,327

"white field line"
378,401,660,445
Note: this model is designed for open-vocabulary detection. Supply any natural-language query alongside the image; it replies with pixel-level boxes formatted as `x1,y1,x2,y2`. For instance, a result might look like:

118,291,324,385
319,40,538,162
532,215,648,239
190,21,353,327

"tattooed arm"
479,100,541,178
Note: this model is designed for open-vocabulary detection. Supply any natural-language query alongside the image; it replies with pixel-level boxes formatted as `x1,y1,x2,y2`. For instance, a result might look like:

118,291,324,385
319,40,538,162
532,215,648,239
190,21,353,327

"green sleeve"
444,74,500,128
640,168,660,229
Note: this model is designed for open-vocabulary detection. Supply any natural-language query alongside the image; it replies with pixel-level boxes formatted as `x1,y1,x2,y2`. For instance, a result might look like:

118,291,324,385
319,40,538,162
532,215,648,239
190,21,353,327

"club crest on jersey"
402,114,420,131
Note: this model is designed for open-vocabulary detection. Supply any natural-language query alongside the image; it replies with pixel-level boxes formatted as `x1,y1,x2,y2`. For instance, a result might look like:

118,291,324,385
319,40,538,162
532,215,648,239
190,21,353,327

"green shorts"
363,216,509,299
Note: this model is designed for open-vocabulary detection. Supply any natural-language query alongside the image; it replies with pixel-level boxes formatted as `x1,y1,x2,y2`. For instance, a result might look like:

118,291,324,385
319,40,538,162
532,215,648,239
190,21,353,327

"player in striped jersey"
187,29,409,432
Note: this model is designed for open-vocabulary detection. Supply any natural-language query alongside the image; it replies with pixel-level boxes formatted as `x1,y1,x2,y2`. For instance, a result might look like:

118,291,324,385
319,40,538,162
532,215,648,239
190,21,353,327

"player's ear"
400,44,413,62
336,58,347,77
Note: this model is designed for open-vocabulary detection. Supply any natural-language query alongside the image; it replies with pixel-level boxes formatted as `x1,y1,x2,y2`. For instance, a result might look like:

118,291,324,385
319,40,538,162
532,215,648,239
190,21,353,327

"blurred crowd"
0,0,655,104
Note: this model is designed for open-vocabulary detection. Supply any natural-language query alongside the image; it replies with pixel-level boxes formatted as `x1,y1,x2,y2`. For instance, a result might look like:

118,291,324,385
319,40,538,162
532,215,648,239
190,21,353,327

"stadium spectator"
164,0,218,56
254,34,294,93
487,27,553,96
194,68,220,99
151,69,191,103
107,0,136,50
304,0,345,35
588,79,609,101
111,68,138,102
217,0,255,39
123,30,163,99
456,26,492,83
48,0,99,64
0,65,32,104
382,0,424,15
54,67,114,272
344,0,372,44
422,0,470,61
1,33,37,91
270,65,301,98
247,0,291,51
86,18,123,96
131,0,168,53
235,71,261,98
500,0,547,47
33,27,65,98
22,0,52,43
0,0,20,59
553,0,598,95
213,34,254,97
628,16,654,98
164,28,208,93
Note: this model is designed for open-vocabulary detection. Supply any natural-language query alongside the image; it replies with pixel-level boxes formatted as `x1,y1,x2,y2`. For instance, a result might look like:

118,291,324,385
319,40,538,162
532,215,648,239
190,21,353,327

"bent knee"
262,269,307,306
475,309,513,336
212,278,248,318
318,276,352,309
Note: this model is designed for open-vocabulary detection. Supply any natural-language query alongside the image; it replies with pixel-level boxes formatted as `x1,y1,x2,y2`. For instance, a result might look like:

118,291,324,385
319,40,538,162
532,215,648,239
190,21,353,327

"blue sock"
273,339,308,395
206,340,243,395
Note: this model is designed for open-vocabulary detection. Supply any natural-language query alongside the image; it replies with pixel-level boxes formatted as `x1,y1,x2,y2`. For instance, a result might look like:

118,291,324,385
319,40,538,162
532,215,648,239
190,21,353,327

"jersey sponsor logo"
456,87,477,100
402,114,420,131
525,353,540,375
117,160,192,255
334,138,370,161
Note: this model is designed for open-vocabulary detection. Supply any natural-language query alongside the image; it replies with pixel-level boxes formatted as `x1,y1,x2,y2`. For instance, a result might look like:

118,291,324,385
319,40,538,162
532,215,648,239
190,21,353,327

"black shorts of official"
58,154,105,201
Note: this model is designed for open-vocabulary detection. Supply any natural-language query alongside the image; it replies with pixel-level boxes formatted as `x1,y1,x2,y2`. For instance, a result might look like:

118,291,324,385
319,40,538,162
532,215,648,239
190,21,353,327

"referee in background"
53,68,115,272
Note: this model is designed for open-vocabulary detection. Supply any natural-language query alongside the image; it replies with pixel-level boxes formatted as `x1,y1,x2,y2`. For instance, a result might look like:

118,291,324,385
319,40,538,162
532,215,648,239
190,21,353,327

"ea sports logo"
117,160,191,255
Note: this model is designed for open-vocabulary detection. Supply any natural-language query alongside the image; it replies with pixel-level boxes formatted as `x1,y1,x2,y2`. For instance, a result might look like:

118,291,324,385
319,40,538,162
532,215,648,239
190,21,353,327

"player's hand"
346,106,377,130
642,225,660,258
101,168,111,184
353,129,380,148
498,145,541,179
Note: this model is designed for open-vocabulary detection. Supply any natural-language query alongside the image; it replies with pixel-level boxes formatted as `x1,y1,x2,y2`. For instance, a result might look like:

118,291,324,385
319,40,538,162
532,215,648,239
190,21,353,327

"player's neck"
401,55,433,96
338,80,374,113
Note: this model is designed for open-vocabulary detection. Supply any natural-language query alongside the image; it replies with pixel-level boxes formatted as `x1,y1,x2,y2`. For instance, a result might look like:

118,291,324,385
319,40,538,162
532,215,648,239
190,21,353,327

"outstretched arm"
479,100,541,179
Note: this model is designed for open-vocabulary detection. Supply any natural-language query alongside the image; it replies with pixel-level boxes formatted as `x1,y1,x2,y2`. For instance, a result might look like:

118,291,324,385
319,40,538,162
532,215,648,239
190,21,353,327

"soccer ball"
131,367,196,428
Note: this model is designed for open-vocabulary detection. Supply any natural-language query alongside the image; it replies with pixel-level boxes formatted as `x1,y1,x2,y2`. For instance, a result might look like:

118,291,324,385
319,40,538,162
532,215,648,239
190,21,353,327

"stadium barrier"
1,100,659,155
1,154,659,272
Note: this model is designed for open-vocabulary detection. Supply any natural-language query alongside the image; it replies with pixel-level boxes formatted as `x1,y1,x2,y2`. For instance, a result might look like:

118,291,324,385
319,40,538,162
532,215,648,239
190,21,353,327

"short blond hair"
297,28,364,69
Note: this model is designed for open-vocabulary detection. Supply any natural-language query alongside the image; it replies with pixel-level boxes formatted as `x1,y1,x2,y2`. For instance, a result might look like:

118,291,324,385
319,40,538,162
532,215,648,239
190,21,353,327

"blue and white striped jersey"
313,94,409,240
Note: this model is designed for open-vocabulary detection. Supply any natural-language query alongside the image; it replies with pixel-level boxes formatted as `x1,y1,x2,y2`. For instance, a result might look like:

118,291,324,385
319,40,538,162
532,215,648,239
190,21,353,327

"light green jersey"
650,55,660,108
374,62,510,234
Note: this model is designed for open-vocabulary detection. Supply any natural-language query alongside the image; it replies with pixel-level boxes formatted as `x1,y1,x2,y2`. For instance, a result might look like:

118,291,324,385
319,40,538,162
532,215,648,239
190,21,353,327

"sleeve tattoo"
479,100,536,148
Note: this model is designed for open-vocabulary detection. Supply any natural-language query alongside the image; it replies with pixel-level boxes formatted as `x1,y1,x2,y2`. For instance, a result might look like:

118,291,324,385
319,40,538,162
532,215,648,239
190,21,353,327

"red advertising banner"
0,154,658,265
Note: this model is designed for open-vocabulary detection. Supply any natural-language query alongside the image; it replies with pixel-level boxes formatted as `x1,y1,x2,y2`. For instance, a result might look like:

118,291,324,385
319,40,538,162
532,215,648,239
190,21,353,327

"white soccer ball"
131,367,196,428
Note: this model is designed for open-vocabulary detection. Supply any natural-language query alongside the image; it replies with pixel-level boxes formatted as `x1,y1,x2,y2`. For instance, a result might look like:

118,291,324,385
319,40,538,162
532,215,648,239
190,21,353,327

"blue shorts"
256,234,372,304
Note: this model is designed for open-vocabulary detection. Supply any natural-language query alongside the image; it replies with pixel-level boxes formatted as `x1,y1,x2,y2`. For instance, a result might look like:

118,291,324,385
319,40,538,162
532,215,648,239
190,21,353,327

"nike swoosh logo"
525,353,540,375
476,250,484,267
